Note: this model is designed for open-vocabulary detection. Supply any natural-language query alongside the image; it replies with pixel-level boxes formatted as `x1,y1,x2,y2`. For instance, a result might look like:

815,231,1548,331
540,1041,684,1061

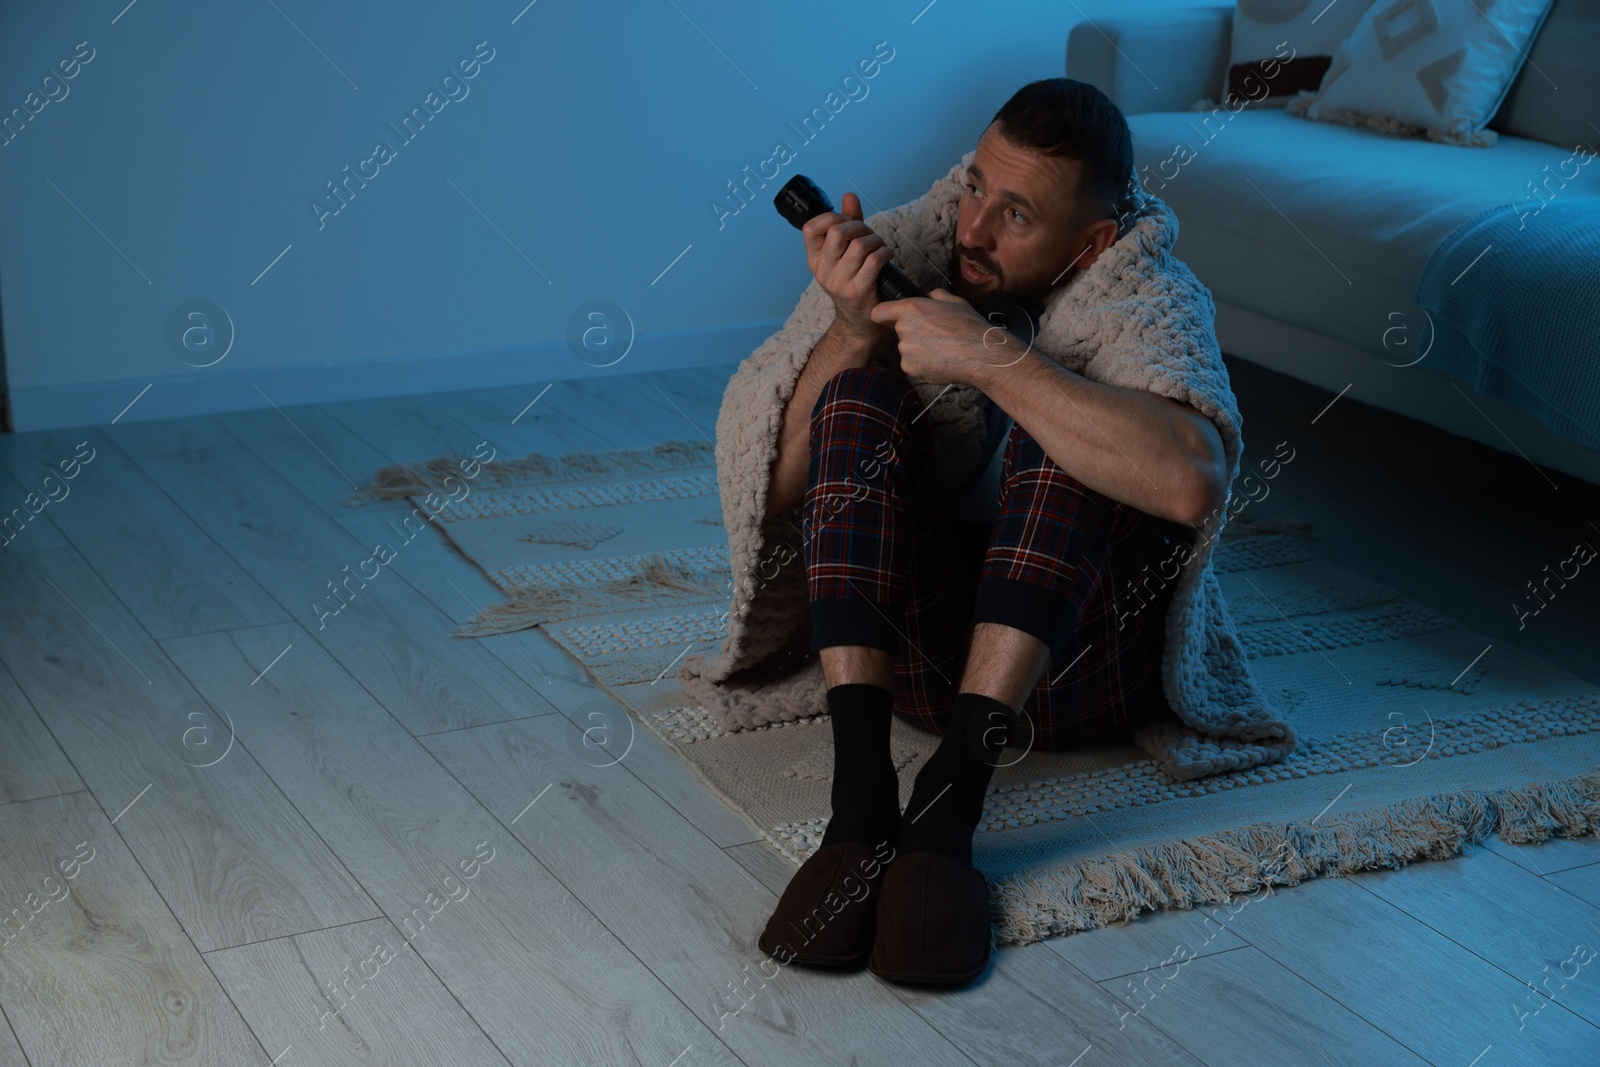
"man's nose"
958,202,997,252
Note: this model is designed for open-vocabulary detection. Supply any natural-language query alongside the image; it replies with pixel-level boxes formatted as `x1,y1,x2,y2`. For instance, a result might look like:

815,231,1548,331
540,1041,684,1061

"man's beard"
945,241,1058,308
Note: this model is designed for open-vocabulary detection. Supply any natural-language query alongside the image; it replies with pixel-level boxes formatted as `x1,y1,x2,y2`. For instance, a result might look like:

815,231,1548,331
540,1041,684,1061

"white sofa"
1067,2,1600,484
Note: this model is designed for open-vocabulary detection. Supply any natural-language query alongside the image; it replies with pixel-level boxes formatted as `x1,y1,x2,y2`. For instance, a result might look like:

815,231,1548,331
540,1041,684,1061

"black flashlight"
773,174,926,302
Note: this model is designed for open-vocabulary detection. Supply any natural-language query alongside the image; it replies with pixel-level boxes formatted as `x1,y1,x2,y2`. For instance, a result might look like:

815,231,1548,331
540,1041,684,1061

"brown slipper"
759,841,894,967
868,850,992,985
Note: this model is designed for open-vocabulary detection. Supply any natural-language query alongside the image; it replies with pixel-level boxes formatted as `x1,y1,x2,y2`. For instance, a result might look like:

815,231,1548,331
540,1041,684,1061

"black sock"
896,692,1017,866
817,683,901,852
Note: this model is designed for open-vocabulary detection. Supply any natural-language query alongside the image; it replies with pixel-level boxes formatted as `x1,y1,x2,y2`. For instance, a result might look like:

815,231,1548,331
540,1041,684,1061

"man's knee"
810,363,911,422
802,365,923,530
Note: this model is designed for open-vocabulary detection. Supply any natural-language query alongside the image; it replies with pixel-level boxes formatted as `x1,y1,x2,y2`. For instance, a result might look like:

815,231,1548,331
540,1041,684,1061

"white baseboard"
4,321,778,433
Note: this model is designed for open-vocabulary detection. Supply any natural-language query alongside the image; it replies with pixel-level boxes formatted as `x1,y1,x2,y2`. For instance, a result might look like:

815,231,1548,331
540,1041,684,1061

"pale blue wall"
0,0,1200,429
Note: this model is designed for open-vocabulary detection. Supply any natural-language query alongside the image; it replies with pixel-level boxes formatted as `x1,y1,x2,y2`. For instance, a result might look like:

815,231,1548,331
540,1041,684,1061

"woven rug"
365,439,1600,947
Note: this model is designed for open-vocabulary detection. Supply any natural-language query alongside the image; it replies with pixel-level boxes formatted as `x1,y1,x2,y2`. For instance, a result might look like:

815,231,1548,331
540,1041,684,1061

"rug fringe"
451,554,729,637
354,438,717,503
990,766,1600,946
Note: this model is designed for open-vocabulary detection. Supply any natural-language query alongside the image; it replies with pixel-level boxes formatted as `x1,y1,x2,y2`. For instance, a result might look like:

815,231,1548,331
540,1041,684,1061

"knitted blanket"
676,149,1298,782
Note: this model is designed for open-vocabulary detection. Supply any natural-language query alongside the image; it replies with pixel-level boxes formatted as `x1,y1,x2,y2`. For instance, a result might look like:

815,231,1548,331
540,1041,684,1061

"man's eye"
964,182,980,196
1009,208,1026,223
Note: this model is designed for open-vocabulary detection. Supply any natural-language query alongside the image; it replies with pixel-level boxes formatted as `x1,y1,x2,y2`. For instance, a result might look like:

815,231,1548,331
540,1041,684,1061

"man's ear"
1073,217,1121,272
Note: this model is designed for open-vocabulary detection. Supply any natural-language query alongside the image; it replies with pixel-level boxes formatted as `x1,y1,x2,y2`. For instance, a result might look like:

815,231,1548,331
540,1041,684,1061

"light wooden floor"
1,358,1598,1066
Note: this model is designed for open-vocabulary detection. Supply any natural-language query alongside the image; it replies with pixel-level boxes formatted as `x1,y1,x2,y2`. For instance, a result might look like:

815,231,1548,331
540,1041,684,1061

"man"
676,77,1295,986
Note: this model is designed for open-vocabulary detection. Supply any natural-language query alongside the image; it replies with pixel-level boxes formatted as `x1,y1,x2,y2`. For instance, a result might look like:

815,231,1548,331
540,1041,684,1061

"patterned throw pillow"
1288,0,1557,145
1224,0,1376,105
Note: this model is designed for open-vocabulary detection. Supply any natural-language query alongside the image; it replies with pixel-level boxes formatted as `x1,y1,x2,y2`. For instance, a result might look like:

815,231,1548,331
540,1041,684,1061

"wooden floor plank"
1096,945,1432,1066
390,376,717,488
651,363,733,420
682,360,741,397
1352,846,1600,1028
0,792,267,1065
102,413,238,457
0,429,287,639
446,381,662,457
433,387,527,425
0,462,70,553
1216,866,1600,1063
1546,862,1600,911
724,839,801,898
406,389,583,462
888,937,1209,1067
522,378,702,451
432,384,613,453
0,662,83,806
136,445,557,735
625,369,723,442
0,1019,27,1067
330,503,513,630
1480,832,1600,877
330,501,763,848
472,360,755,462
163,623,742,1067
0,547,380,951
205,917,514,1067
646,363,738,424
514,379,647,450
659,361,740,404
1042,901,1250,984
321,394,493,467
560,372,721,448
223,402,395,515
437,384,541,425
421,712,977,1067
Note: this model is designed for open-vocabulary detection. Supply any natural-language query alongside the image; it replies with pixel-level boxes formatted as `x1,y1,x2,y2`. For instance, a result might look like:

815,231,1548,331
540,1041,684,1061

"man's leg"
895,420,1126,865
956,621,1050,710
757,363,980,968
820,644,892,690
802,364,933,851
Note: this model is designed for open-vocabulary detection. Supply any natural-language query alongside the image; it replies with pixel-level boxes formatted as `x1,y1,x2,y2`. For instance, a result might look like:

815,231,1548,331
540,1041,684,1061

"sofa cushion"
1292,0,1555,146
1490,0,1600,151
1224,0,1373,105
1125,108,1599,356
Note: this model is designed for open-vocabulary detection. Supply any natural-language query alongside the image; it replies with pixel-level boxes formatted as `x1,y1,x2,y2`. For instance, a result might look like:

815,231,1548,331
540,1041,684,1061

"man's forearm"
972,348,1225,526
763,321,892,523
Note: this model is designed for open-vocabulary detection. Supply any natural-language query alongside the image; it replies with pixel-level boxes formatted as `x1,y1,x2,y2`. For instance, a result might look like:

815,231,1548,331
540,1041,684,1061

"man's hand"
803,191,895,345
869,288,1026,387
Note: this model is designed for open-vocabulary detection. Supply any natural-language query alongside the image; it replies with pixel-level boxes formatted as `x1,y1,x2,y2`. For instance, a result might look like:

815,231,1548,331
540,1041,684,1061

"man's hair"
989,78,1133,223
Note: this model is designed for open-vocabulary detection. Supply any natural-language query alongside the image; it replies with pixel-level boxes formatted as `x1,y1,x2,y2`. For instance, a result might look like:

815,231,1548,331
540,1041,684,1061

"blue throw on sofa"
1416,200,1600,453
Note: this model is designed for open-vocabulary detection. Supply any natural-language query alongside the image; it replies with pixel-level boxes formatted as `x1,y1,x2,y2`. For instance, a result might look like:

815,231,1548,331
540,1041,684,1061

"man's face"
947,122,1104,307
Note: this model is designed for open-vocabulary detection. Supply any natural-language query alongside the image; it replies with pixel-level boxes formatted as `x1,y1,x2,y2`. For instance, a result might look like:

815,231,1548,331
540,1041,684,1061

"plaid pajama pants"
802,364,1183,750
